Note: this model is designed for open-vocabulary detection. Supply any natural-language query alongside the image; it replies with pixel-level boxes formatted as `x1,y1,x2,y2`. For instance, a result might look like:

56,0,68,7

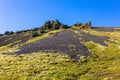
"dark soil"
0,33,31,46
92,27,120,32
16,30,91,60
0,29,109,60
16,30,109,59
79,31,109,46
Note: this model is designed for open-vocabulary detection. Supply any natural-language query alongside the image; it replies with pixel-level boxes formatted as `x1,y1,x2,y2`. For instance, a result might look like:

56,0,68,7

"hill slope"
0,20,120,80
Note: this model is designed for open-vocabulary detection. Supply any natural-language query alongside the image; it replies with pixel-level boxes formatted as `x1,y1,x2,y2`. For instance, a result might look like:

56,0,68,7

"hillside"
0,20,120,80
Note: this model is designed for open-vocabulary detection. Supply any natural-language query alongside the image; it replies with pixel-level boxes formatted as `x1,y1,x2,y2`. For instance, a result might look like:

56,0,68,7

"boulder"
44,21,53,29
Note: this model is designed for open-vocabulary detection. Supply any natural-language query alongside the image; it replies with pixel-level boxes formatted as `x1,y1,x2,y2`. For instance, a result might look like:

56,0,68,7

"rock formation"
72,21,91,30
42,19,69,30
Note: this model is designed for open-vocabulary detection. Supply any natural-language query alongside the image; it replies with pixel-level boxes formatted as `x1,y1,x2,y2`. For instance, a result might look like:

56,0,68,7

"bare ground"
92,27,120,32
16,30,109,59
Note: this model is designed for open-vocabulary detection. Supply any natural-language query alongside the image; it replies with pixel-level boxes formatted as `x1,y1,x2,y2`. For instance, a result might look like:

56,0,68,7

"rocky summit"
42,19,69,30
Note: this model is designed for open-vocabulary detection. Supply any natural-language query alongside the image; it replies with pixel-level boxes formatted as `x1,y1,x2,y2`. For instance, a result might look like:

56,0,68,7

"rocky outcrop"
30,20,70,37
43,19,69,30
72,21,91,30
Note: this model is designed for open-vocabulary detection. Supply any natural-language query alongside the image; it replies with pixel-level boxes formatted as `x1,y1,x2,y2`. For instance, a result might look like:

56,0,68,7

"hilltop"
0,20,120,80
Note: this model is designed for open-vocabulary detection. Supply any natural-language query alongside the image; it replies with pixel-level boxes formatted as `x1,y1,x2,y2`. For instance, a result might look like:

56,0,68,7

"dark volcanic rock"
16,30,91,60
44,21,53,29
0,34,32,47
92,27,120,32
79,31,109,46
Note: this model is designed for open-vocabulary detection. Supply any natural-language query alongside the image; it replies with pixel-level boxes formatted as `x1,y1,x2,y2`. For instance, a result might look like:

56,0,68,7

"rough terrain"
16,30,109,59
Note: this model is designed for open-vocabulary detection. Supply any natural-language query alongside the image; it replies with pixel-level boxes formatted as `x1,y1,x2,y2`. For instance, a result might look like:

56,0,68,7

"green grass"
1,41,120,80
0,40,21,54
82,41,120,80
0,51,99,80
0,30,120,80
83,29,120,39
81,30,120,80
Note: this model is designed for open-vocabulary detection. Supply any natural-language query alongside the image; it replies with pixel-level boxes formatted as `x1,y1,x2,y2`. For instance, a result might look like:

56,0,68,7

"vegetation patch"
0,29,120,80
0,41,21,55
84,29,120,39
82,41,120,80
0,39,120,80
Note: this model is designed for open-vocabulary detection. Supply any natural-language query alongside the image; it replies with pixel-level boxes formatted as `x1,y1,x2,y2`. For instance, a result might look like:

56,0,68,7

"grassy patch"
0,41,21,54
114,28,120,30
0,46,119,80
83,41,120,80
69,44,77,52
0,50,117,80
0,29,120,80
84,29,120,39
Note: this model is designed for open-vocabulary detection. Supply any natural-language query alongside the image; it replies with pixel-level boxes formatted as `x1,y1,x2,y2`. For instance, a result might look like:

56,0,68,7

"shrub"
4,31,14,35
4,31,10,35
16,30,29,34
32,28,39,31
0,34,2,36
10,31,14,34
16,31,22,34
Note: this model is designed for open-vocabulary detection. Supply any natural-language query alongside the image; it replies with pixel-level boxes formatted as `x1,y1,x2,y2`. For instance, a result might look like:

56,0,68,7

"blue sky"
0,0,120,33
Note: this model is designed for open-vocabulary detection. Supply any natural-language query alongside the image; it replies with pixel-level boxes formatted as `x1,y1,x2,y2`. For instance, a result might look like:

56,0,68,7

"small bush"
16,31,22,34
32,28,39,31
10,31,14,34
4,31,10,35
0,34,2,36
4,31,14,35
16,30,29,34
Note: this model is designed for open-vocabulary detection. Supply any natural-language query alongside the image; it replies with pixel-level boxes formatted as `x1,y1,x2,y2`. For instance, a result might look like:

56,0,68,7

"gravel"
1,29,109,60
79,31,109,46
16,30,91,59
16,30,109,59
0,34,31,46
92,27,120,32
